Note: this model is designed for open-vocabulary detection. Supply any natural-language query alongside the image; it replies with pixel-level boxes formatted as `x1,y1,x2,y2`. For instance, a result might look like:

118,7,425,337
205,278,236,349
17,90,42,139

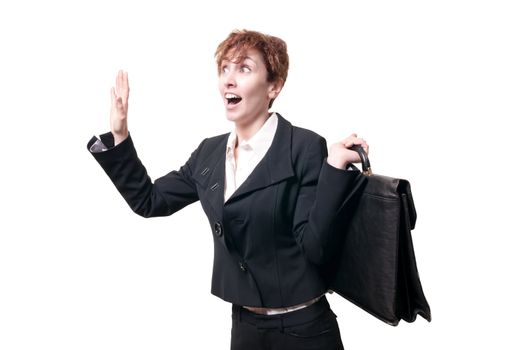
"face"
218,48,282,127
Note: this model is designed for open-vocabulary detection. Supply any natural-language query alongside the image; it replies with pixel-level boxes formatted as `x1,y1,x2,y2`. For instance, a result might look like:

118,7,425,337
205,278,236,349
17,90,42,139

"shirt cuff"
89,138,108,153
87,132,117,153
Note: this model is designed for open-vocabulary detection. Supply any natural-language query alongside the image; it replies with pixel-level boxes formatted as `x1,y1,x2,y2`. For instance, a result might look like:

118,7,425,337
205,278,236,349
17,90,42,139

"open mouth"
225,93,242,105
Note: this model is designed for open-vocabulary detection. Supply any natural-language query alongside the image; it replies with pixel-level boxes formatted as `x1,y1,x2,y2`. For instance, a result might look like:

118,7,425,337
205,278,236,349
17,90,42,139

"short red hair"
215,29,289,85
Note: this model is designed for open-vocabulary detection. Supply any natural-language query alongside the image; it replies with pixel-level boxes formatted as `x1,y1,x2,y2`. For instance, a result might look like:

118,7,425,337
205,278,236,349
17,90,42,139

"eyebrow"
222,56,257,65
242,56,256,63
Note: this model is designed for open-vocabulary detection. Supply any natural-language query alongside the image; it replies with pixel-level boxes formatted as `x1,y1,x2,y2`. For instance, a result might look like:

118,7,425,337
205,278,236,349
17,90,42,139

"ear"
267,79,284,100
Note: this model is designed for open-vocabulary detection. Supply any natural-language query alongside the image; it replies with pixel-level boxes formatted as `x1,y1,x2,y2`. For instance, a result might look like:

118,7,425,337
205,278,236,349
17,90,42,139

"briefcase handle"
349,144,372,176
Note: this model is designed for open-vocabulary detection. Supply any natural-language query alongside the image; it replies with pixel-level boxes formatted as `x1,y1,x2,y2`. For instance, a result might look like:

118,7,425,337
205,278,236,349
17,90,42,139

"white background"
1,0,526,349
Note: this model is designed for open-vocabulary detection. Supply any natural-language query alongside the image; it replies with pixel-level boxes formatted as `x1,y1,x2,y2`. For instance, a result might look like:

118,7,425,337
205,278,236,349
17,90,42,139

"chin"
225,113,237,122
225,111,244,123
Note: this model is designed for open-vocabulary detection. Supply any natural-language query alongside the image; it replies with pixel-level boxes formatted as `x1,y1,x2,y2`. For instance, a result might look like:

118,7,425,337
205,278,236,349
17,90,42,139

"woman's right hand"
110,70,130,145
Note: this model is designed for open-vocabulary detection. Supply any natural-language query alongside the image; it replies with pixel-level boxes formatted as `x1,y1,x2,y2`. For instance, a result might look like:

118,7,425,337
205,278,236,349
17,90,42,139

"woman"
88,29,368,350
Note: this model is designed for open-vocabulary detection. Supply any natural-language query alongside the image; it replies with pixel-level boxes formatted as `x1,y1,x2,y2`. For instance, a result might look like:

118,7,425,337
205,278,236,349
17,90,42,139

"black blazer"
87,114,362,308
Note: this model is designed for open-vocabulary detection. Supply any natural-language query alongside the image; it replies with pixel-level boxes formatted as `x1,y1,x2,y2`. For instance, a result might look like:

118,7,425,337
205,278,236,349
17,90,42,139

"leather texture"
326,149,431,326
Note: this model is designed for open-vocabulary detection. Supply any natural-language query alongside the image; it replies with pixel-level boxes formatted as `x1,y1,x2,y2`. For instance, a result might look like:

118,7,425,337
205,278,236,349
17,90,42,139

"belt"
233,296,331,330
243,295,324,315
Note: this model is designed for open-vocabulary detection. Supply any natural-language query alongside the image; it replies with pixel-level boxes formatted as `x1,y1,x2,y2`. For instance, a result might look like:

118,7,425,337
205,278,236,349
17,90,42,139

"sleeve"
87,131,117,153
292,136,363,266
87,132,201,218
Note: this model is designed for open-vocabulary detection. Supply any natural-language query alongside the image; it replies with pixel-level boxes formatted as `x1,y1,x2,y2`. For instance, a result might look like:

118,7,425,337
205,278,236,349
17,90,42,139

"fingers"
342,133,369,154
362,142,369,154
115,70,121,96
342,134,356,147
111,87,126,115
122,71,129,102
342,133,362,147
114,70,130,103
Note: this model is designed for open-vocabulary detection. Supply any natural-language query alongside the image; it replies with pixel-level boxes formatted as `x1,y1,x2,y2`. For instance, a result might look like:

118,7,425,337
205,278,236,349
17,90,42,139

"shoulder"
277,113,324,143
287,119,327,158
291,124,325,145
185,132,229,169
198,132,229,153
276,114,328,168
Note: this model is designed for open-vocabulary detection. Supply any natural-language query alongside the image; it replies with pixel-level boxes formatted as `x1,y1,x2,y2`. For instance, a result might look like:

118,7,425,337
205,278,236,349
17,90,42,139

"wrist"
326,155,347,170
112,130,129,146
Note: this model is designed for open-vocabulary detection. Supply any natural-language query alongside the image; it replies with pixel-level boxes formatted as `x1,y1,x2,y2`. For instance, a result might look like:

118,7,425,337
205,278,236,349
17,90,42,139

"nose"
222,69,237,88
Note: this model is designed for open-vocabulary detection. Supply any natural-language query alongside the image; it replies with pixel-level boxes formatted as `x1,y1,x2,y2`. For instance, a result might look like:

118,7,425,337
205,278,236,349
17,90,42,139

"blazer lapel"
226,114,295,204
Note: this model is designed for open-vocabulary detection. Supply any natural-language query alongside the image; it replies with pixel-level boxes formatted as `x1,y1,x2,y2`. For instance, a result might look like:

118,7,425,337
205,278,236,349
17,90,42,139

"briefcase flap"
339,175,417,230
364,175,416,230
347,145,417,230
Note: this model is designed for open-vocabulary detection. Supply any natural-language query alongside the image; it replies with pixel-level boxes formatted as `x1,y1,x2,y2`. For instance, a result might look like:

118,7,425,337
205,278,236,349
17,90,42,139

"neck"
235,112,271,142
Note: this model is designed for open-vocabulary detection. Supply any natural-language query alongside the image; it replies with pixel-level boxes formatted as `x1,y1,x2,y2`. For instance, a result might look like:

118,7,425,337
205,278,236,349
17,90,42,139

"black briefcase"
326,146,431,326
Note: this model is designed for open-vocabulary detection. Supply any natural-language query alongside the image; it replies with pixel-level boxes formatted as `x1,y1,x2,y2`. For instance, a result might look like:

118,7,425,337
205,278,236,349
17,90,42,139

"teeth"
225,93,240,99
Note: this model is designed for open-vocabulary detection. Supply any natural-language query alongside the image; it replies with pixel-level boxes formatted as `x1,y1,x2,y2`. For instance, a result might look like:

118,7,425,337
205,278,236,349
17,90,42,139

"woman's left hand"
327,133,369,170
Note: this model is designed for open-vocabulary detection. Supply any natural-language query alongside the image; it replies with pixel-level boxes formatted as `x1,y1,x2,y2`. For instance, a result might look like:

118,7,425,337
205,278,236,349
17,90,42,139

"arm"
293,135,367,266
87,132,201,218
87,70,199,217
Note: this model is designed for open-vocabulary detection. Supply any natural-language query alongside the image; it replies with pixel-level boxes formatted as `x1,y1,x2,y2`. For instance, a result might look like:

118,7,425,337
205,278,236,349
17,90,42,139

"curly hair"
215,29,289,86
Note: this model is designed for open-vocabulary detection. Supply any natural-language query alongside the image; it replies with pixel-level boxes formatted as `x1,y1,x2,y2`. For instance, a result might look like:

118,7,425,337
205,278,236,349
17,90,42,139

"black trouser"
230,296,345,350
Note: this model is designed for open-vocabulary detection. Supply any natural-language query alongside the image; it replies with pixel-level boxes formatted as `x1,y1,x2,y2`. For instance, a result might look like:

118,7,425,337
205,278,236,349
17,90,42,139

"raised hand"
110,70,130,145
327,133,369,169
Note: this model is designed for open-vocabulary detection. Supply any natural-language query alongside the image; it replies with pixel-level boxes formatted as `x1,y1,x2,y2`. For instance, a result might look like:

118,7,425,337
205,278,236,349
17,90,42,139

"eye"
241,65,251,73
221,65,229,74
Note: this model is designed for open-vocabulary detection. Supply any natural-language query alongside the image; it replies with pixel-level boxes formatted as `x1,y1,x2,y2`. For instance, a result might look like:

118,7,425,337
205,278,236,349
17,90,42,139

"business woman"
88,29,368,350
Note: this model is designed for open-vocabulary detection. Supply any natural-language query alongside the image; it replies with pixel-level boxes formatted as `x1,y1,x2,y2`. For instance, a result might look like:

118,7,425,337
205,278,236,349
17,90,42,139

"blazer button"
239,261,247,272
214,222,223,237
